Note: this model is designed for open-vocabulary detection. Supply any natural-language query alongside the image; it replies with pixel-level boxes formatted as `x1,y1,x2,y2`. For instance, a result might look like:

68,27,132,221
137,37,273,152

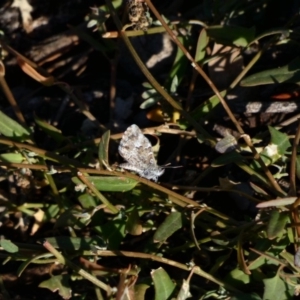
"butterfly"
118,124,164,181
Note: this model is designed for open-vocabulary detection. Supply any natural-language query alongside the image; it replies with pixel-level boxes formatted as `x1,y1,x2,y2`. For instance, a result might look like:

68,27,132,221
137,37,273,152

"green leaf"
42,204,60,221
241,57,300,86
206,25,255,47
72,176,138,192
0,153,24,163
125,207,143,236
134,283,151,299
39,274,71,299
78,193,100,209
0,111,31,140
34,115,65,144
153,212,183,243
249,29,290,46
252,127,291,169
211,152,243,167
54,208,91,229
263,274,295,300
152,268,175,300
268,126,291,155
141,88,158,99
98,129,110,170
267,211,289,240
181,90,227,126
45,236,106,251
170,75,178,94
140,96,160,109
226,268,251,286
95,213,126,249
166,36,188,89
0,239,19,253
296,155,300,180
195,28,209,63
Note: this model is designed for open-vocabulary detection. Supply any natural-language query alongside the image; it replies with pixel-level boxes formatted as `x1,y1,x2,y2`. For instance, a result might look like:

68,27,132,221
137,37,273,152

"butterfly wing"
118,124,157,168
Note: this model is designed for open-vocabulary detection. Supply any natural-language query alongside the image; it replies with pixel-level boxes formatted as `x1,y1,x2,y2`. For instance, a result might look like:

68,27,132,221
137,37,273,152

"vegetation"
0,0,300,299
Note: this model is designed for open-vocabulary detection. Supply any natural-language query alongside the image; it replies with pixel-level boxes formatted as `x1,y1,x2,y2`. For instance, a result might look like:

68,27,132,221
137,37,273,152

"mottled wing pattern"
127,0,144,23
119,124,155,167
118,124,164,181
127,0,152,31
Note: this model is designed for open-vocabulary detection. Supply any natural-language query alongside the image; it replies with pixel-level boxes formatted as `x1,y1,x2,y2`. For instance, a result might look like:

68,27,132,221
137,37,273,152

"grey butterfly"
118,124,164,181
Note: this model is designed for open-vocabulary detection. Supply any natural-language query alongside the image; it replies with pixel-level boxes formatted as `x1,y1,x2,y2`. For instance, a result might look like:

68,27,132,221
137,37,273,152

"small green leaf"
140,96,160,109
166,36,187,88
45,236,106,251
267,211,289,240
296,156,300,180
0,111,31,140
134,283,151,299
195,28,209,63
207,25,255,47
211,152,243,167
0,239,19,253
95,213,126,249
78,193,99,209
152,268,176,300
226,268,251,286
182,91,227,126
252,127,291,170
268,126,291,155
39,274,71,299
34,115,65,144
126,207,143,236
241,57,300,86
98,129,110,170
42,204,60,221
72,176,138,192
263,273,295,300
54,208,90,229
170,75,178,93
0,153,24,163
153,211,183,243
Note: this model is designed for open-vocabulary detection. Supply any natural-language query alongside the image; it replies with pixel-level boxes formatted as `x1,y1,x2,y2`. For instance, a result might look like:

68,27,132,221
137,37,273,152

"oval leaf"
34,115,65,143
39,274,71,299
151,268,175,300
195,28,208,63
0,153,24,163
268,126,291,155
72,176,138,192
263,274,294,300
267,211,289,240
211,152,243,167
0,111,31,140
153,211,183,243
0,239,19,253
241,57,300,86
206,25,255,47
